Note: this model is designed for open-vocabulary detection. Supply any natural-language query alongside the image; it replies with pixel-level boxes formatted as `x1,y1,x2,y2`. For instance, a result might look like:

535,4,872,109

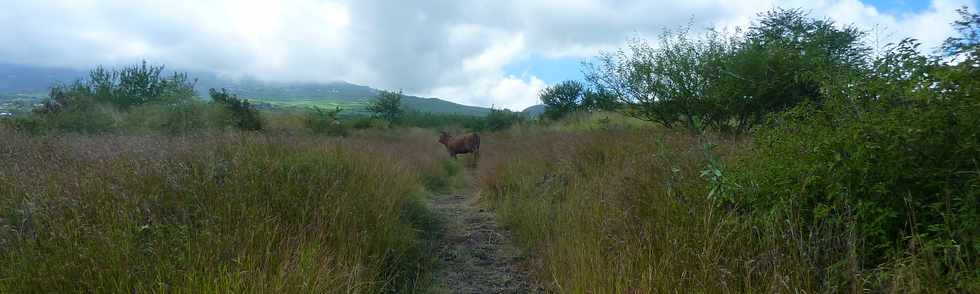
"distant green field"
252,99,371,112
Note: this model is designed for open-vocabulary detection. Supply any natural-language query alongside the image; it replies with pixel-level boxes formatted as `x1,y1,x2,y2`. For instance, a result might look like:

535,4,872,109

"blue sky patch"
863,0,934,14
503,55,586,84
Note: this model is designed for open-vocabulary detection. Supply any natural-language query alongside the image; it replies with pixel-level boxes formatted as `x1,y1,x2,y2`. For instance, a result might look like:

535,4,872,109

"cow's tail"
473,133,480,151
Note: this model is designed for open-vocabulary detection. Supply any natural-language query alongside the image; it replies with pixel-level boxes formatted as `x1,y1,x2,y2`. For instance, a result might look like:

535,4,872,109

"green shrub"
730,38,980,285
539,80,584,120
305,106,347,136
484,108,526,131
209,88,263,131
38,61,195,113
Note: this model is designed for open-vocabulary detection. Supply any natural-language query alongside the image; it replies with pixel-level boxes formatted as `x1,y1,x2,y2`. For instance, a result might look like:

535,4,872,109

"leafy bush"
305,106,347,136
37,61,196,113
209,88,263,131
539,80,584,120
729,36,980,285
539,80,621,121
16,62,205,134
484,108,526,131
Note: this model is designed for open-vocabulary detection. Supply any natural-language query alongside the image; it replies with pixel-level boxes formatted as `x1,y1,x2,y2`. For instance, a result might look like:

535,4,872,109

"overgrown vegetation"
485,6,980,293
0,130,452,293
305,106,347,136
1,62,265,134
1,5,977,293
209,88,264,131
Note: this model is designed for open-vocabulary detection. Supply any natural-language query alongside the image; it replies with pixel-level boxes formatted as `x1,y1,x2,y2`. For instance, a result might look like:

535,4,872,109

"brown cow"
438,131,480,159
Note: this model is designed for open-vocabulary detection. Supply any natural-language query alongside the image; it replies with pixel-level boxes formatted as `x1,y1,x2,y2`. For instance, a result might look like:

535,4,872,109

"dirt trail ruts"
429,169,539,294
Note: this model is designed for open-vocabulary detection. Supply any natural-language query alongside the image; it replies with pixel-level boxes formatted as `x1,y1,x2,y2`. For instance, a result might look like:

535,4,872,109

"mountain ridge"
0,62,491,116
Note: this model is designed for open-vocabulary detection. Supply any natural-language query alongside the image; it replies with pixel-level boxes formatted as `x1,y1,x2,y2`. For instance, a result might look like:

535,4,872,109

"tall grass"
0,128,450,293
477,127,971,292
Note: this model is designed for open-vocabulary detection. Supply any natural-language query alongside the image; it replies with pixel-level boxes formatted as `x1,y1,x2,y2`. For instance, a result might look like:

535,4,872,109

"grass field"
0,128,455,293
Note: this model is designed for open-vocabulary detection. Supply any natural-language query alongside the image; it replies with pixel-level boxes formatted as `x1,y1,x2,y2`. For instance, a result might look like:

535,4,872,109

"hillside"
521,104,545,117
0,63,490,116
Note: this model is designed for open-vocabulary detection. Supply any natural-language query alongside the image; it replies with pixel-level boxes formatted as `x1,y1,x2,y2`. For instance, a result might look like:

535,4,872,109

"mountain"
522,104,546,117
0,63,84,94
0,63,490,116
191,76,490,116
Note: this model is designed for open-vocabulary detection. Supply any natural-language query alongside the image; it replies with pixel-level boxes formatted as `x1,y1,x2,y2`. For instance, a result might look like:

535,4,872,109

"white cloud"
0,0,974,110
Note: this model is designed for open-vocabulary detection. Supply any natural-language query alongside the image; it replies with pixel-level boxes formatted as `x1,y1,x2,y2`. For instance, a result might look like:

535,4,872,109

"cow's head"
438,131,451,145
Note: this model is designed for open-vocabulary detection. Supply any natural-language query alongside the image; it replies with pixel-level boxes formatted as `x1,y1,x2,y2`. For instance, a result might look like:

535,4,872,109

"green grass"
0,129,453,293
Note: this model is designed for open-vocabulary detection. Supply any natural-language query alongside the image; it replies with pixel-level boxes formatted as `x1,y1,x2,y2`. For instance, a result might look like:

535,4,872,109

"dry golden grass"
0,128,450,293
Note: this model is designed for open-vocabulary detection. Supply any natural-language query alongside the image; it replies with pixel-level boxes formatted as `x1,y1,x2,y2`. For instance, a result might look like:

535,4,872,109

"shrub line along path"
428,168,539,293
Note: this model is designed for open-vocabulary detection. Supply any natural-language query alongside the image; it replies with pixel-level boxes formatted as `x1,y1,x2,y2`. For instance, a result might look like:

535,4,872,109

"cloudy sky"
1,0,976,109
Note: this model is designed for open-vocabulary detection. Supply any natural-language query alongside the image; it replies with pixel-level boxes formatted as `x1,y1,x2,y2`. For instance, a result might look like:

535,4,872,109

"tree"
581,85,620,112
585,8,869,132
539,80,584,120
586,29,722,129
940,6,980,95
367,90,404,125
209,88,263,131
941,6,980,59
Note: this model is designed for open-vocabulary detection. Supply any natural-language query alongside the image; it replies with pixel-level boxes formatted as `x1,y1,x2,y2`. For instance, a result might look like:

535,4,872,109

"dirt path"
428,170,538,294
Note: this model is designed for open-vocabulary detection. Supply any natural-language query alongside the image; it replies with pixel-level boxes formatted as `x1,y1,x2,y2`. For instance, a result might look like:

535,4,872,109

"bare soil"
428,170,540,294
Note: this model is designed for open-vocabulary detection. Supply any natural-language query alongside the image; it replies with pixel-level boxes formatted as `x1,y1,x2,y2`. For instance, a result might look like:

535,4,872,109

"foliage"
539,80,584,120
398,110,485,131
480,129,860,291
305,106,347,136
580,85,620,113
10,62,221,134
37,61,196,113
942,6,980,59
350,115,390,130
719,8,868,131
209,88,263,131
483,108,527,132
367,90,405,125
539,80,620,121
587,8,868,132
729,34,980,288
386,108,524,133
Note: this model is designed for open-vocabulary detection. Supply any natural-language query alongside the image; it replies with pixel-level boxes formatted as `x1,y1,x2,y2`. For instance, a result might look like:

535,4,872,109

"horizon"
1,0,977,110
